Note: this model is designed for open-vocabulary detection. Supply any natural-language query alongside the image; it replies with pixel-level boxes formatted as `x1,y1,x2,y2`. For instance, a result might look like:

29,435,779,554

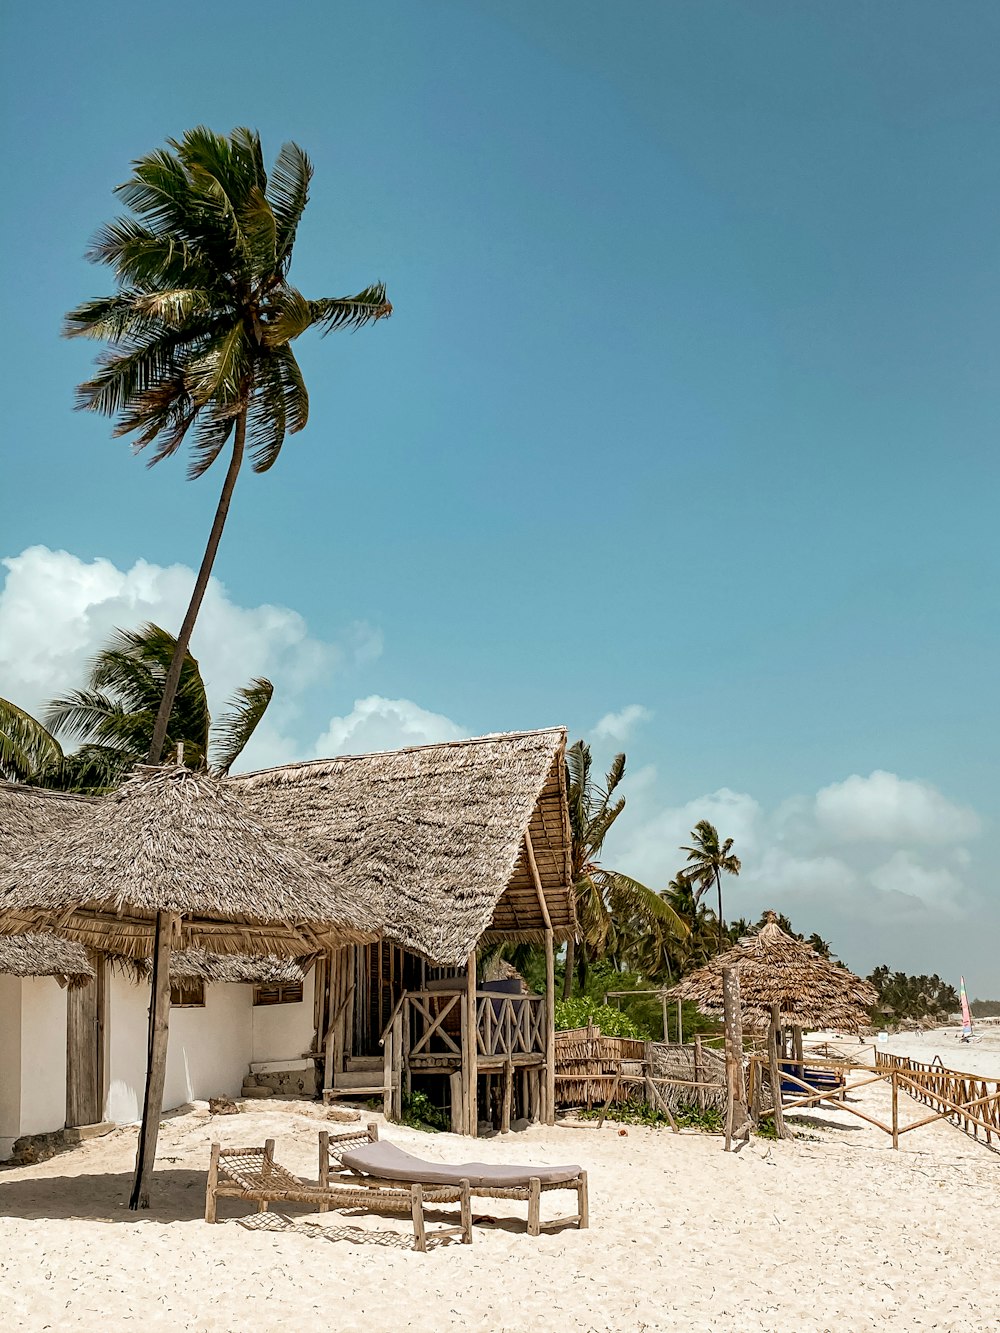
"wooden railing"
875,1051,1000,1147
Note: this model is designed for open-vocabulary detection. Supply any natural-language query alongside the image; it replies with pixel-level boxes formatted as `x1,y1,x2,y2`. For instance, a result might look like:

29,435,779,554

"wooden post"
676,998,683,1046
544,930,556,1125
524,830,556,1127
501,1058,513,1133
768,1002,788,1139
792,1025,804,1081
693,1034,705,1111
129,910,178,1209
722,966,750,1151
661,993,669,1042
891,1071,899,1149
449,1070,464,1135
465,949,478,1136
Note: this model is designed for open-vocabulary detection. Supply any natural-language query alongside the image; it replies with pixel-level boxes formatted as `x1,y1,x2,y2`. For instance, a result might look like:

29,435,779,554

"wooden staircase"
322,1055,389,1112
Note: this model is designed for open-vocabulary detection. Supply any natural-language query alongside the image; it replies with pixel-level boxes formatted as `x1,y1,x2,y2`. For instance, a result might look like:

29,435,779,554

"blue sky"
1,2,998,992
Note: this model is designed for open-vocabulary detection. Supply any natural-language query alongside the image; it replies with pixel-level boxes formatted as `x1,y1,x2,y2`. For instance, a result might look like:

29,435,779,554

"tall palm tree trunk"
131,410,245,1211
716,868,725,951
144,410,247,766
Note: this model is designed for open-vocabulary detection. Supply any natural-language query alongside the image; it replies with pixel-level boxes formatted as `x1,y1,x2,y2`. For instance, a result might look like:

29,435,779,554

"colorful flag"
960,976,973,1037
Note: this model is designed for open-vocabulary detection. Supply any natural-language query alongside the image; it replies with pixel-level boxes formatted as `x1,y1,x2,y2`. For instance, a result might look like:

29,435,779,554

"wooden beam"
129,910,178,1209
768,1002,788,1139
465,949,478,1136
722,966,750,1152
525,831,556,1125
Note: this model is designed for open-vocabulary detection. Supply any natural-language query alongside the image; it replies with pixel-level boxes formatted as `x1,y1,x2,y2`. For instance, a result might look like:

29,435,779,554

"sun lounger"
205,1139,472,1251
319,1124,588,1237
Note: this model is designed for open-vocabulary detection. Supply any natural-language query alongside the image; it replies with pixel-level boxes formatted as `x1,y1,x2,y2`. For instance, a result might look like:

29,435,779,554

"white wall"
0,975,22,1159
104,972,253,1123
250,969,315,1064
19,978,68,1138
0,975,69,1159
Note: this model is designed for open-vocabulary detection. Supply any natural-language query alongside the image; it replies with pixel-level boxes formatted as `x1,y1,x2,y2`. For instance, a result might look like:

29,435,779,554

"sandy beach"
2,1035,998,1333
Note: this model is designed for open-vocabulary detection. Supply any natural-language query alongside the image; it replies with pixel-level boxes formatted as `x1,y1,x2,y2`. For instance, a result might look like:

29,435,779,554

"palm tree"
681,819,741,952
563,740,686,998
43,622,273,784
0,697,62,782
65,126,392,768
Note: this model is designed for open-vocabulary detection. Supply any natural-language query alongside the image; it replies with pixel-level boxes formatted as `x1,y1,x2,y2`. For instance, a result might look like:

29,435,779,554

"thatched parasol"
665,912,877,1033
0,762,380,1209
0,932,95,987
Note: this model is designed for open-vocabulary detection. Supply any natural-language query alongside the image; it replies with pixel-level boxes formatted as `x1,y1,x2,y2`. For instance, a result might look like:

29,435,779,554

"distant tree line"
866,967,959,1023
970,998,1000,1018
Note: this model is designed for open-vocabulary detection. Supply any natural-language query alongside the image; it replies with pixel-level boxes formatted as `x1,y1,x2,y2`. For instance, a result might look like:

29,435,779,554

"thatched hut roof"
0,932,95,986
169,949,306,985
232,727,574,966
665,912,878,1032
0,764,380,959
0,782,95,869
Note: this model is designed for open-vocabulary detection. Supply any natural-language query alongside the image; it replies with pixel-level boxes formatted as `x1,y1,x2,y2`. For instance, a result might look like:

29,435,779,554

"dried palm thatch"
110,948,307,986
0,782,95,870
232,727,575,966
0,932,94,987
665,912,878,1033
0,764,380,958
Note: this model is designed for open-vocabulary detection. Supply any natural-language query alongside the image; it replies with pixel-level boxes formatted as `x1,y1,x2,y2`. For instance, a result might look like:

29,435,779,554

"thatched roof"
0,764,380,959
665,913,878,1033
0,932,95,986
0,782,95,870
169,949,306,985
232,727,574,966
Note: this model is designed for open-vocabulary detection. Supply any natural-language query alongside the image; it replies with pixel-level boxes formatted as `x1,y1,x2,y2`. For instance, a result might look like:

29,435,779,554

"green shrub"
555,996,644,1038
398,1089,448,1133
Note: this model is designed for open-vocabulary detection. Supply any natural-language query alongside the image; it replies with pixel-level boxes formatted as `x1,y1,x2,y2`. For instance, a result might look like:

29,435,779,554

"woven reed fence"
553,1025,726,1112
875,1051,1000,1147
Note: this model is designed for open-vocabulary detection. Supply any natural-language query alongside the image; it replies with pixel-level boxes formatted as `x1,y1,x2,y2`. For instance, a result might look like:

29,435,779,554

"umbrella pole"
129,911,177,1210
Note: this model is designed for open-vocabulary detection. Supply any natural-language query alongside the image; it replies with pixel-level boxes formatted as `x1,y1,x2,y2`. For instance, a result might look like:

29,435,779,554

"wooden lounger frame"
205,1138,472,1252
319,1124,589,1238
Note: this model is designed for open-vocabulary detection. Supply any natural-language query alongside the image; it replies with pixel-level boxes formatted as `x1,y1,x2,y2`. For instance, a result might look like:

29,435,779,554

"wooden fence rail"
875,1051,1000,1147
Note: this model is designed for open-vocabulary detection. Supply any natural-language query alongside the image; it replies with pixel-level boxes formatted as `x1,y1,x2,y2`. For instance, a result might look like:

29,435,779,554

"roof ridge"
230,725,567,782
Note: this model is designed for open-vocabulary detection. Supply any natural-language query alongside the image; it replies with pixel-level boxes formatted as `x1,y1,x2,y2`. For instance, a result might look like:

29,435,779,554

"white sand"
2,1062,998,1332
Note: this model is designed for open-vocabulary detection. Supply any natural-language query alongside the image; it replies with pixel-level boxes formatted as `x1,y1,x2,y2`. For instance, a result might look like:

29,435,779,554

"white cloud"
609,770,983,934
593,703,652,744
0,546,363,720
814,771,980,846
310,695,465,758
0,546,468,774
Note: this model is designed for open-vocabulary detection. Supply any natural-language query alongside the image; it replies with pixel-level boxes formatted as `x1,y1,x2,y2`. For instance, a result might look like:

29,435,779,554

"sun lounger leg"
205,1143,220,1224
578,1171,589,1229
527,1177,541,1237
411,1182,427,1253
460,1179,472,1244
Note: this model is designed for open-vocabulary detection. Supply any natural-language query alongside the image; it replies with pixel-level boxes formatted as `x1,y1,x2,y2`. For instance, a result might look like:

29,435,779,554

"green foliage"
578,1100,724,1133
867,966,960,1022
0,697,63,782
37,622,273,790
555,996,645,1038
970,998,1000,1018
398,1090,448,1133
66,125,391,479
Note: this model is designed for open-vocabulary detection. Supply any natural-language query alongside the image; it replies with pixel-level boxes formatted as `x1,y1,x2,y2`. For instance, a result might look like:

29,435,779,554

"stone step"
241,1086,275,1099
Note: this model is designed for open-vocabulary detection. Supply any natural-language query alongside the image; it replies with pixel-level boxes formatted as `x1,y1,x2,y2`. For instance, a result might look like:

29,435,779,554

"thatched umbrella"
0,932,95,987
0,763,380,1209
665,912,877,1034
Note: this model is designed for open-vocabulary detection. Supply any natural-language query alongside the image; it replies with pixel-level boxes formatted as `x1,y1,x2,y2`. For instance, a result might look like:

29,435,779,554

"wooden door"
66,954,104,1127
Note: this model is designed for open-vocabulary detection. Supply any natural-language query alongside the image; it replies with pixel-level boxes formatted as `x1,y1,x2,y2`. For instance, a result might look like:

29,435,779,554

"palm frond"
209,677,274,775
0,697,63,781
309,286,393,333
267,142,312,268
